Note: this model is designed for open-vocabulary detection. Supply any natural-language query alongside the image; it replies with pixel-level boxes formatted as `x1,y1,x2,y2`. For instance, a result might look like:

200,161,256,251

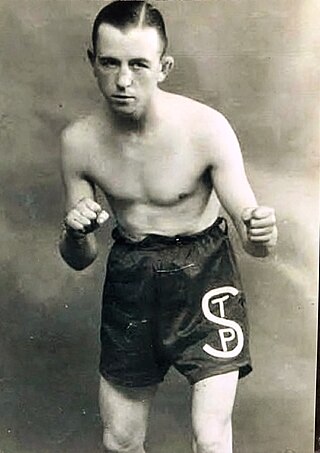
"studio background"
0,1,318,452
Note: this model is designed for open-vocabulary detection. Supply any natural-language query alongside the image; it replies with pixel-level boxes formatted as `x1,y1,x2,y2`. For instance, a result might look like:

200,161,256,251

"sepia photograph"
0,1,318,452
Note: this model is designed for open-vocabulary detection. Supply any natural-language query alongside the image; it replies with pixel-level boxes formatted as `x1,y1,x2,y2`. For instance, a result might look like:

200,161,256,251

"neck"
111,113,148,134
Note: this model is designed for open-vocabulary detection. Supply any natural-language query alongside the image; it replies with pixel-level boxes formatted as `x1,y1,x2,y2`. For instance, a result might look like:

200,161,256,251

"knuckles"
250,215,276,228
242,206,276,229
64,199,108,234
247,225,278,246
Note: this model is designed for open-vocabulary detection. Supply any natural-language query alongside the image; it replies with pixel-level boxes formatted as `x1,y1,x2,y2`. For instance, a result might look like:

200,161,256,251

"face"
92,24,169,118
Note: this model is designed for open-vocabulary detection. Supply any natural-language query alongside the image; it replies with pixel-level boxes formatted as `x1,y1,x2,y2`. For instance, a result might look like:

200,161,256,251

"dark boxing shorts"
100,217,252,387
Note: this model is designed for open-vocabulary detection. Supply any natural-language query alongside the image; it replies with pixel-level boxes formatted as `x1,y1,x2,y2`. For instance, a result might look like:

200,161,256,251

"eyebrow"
129,58,151,64
97,55,119,60
97,56,152,64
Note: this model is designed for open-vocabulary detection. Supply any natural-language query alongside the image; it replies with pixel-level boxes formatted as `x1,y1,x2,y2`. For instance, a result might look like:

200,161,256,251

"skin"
59,23,277,453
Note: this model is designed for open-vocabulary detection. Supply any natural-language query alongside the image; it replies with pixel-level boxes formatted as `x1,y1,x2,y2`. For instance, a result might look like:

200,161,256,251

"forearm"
208,114,277,257
213,173,273,257
59,228,98,270
232,210,277,258
231,217,264,257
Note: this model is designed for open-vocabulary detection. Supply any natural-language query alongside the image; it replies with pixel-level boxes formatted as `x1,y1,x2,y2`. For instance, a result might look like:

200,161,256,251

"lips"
111,94,135,100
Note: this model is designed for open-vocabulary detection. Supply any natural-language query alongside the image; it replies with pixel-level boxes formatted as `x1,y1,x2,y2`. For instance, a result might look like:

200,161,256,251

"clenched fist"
241,206,277,248
64,198,109,237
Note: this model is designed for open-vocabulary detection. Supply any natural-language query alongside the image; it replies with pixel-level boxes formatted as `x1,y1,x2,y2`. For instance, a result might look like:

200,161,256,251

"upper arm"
60,127,96,213
208,112,257,222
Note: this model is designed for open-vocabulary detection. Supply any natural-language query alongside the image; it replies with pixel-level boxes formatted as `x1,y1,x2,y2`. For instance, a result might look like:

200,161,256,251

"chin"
114,106,143,120
115,109,138,119
105,97,145,122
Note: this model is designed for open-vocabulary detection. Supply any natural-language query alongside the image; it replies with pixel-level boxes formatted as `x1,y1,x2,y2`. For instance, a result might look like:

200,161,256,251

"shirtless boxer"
59,2,277,452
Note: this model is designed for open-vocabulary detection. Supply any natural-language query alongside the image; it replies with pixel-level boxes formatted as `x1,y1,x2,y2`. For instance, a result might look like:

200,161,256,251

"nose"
116,64,133,90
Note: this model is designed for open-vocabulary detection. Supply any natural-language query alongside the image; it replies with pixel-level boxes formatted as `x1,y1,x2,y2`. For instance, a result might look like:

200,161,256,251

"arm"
59,128,108,270
209,113,277,256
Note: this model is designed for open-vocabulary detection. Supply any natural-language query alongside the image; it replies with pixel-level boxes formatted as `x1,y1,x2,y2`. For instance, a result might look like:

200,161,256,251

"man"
59,2,277,452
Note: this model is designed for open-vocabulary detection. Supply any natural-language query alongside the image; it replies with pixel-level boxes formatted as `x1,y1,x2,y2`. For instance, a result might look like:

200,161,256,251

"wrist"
63,224,87,242
244,240,270,258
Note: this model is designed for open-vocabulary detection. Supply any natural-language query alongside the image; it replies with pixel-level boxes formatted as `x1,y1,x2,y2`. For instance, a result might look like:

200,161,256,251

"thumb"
241,207,256,225
96,210,109,226
251,206,274,220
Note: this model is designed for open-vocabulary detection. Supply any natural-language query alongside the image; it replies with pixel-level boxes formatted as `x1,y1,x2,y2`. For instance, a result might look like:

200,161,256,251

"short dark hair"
91,1,168,56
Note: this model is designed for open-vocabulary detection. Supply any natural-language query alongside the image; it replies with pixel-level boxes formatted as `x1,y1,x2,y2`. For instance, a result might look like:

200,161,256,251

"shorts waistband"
112,217,228,248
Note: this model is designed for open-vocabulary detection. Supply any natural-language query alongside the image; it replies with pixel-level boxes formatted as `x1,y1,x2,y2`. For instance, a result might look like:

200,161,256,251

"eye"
98,57,119,69
130,61,149,70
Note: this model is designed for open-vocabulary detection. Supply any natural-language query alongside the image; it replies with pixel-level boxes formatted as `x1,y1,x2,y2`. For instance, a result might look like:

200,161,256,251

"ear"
158,56,174,83
87,47,96,67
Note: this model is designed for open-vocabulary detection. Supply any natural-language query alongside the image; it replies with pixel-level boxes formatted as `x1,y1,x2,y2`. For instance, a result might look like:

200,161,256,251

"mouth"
111,95,135,101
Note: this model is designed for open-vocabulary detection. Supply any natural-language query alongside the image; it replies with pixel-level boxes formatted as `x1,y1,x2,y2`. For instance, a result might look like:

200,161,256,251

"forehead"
96,24,162,58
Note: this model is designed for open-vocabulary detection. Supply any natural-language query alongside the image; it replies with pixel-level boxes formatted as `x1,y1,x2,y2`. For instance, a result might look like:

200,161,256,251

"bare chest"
87,137,207,205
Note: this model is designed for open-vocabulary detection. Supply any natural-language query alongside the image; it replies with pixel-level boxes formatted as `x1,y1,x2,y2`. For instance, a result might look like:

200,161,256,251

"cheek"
137,72,159,88
96,69,114,83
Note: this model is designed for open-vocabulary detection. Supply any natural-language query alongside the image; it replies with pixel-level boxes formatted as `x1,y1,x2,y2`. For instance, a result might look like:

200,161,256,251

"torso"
68,91,222,240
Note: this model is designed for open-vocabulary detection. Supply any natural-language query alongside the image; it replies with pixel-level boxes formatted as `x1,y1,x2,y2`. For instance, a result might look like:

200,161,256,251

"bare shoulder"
61,113,101,152
164,91,234,138
61,111,108,170
164,92,239,162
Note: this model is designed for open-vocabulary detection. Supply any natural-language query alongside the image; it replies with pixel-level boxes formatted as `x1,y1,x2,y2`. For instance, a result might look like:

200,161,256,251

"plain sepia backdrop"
0,1,319,452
